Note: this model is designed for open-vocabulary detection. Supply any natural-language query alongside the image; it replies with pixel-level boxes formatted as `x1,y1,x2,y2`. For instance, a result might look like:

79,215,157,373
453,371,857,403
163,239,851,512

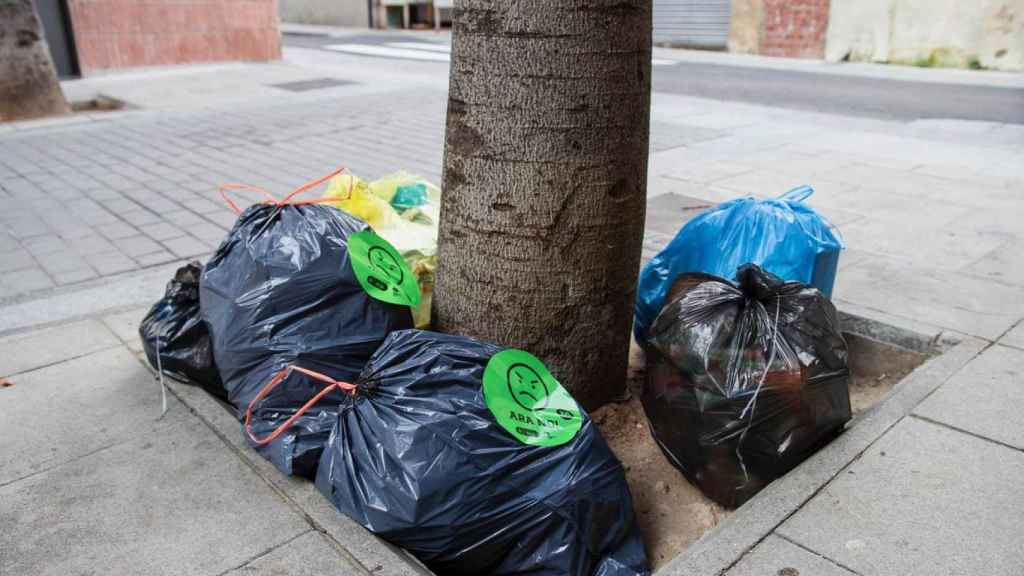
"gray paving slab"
659,335,987,576
964,239,1024,287
101,306,150,353
0,318,120,377
163,376,434,576
914,344,1024,449
0,346,177,486
726,535,856,576
225,531,368,576
835,256,1024,341
0,416,310,576
0,267,53,297
1001,321,1024,350
778,417,1024,576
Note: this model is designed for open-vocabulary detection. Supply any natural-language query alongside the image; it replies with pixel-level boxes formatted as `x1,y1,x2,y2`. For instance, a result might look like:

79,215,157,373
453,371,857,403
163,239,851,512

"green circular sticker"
483,349,583,447
348,230,421,307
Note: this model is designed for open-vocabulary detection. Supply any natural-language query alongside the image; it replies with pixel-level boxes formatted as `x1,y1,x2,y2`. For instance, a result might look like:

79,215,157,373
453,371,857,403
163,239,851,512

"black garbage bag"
316,330,649,576
139,262,227,401
200,203,413,478
642,264,850,508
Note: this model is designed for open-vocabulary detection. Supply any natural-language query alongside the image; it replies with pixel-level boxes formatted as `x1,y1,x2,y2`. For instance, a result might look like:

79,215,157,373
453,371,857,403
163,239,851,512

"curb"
147,310,986,576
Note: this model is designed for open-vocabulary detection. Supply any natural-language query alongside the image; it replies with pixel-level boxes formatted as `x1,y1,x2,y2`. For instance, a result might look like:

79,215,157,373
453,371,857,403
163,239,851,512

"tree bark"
0,0,71,122
435,0,652,410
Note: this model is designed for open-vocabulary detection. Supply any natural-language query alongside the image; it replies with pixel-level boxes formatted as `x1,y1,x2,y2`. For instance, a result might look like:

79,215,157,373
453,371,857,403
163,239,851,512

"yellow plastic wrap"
323,171,441,329
323,174,399,230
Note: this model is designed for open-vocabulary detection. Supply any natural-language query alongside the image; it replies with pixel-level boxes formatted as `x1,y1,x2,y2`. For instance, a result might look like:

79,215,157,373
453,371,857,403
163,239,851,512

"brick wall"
760,0,830,58
67,0,281,74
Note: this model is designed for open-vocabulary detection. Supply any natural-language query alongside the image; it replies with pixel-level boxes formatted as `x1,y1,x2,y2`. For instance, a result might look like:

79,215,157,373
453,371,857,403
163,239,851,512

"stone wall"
278,0,369,27
826,0,1024,71
727,0,830,59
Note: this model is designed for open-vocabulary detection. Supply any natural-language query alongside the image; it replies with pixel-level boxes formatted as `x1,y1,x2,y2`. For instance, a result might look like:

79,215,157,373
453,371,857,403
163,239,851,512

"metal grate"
270,78,356,92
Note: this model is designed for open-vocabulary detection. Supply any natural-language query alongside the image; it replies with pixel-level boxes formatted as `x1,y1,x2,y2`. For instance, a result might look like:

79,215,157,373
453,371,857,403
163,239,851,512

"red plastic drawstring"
219,166,353,215
244,365,356,446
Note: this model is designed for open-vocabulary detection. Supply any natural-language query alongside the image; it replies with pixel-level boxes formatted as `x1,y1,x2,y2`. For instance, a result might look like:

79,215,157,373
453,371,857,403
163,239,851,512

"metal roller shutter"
653,0,732,49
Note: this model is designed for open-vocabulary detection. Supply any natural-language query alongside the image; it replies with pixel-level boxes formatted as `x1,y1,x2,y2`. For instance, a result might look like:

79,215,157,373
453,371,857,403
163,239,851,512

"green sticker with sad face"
348,230,420,307
483,349,582,447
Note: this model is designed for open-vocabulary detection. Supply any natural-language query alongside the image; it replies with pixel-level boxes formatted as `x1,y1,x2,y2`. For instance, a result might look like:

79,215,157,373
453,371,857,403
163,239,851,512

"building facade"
36,0,282,77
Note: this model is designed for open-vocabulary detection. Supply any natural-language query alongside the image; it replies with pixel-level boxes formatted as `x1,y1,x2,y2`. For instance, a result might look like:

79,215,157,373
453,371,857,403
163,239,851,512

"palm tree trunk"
0,0,71,122
435,0,652,410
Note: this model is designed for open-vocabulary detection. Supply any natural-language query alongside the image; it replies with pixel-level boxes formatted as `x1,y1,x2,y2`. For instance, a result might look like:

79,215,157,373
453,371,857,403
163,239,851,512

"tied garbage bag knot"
316,330,650,576
202,168,413,478
635,186,843,342
642,264,851,508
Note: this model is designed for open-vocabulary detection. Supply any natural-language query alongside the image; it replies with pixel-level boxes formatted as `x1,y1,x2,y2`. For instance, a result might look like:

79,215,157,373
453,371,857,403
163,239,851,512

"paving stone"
77,208,120,226
188,220,230,243
1002,321,1024,350
160,209,205,227
98,221,139,241
839,215,1006,272
180,197,225,215
133,250,179,268
52,267,98,286
0,409,310,576
70,234,116,256
100,197,142,213
835,256,1024,340
726,535,856,576
119,209,163,227
22,235,67,256
100,307,149,353
914,344,1024,449
0,250,36,273
86,252,138,275
224,531,366,576
7,217,49,240
115,235,164,258
138,221,186,241
778,418,1024,576
963,239,1024,287
0,319,120,377
203,209,240,229
162,235,209,258
38,251,85,274
0,267,53,296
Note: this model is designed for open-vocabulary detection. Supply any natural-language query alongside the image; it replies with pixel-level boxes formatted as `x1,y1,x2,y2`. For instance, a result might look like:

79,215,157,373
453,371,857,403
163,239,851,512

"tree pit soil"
593,334,928,570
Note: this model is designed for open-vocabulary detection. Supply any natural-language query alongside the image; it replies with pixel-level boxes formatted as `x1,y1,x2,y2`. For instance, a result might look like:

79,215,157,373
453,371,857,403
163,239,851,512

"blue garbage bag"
635,186,842,341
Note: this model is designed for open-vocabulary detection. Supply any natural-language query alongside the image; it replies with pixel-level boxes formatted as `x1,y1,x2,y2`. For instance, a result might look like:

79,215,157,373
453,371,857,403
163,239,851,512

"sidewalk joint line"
712,338,987,575
0,438,129,490
909,414,1024,454
0,343,123,379
150,368,376,576
212,528,314,576
775,532,864,576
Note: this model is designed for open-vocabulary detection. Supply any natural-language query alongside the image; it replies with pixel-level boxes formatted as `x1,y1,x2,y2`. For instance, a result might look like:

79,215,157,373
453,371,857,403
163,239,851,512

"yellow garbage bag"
323,173,399,230
323,171,441,329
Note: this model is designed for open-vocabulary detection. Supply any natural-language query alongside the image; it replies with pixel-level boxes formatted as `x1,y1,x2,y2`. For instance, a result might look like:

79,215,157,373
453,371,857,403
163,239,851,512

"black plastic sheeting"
316,330,650,576
139,262,227,401
201,204,413,478
642,264,851,508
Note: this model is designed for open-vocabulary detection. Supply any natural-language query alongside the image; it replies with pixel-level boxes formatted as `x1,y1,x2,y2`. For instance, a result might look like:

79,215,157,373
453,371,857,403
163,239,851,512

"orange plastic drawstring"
219,166,353,215
244,365,357,446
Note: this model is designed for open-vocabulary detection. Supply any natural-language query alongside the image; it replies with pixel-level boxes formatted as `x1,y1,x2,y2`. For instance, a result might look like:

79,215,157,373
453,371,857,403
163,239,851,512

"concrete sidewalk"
2,46,1023,576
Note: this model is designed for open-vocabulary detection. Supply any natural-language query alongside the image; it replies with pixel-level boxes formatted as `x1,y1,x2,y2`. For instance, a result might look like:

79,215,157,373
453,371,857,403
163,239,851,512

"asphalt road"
284,32,1024,124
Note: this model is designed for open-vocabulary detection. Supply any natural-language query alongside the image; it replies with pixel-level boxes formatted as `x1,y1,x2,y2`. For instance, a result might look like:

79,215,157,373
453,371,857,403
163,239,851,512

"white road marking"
323,43,451,62
385,41,452,53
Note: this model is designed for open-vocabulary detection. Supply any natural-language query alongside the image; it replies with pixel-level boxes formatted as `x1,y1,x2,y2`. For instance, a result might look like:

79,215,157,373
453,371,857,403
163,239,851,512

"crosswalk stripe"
323,43,451,62
385,41,452,53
